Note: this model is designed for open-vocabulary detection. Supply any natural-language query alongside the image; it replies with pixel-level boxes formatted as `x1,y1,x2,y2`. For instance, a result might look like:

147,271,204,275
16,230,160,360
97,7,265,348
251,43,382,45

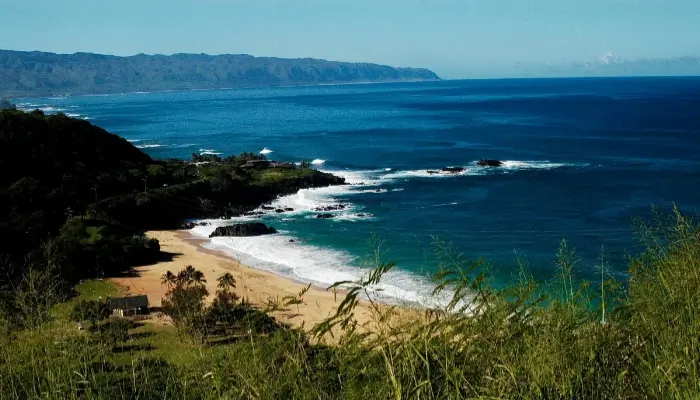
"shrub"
70,299,111,326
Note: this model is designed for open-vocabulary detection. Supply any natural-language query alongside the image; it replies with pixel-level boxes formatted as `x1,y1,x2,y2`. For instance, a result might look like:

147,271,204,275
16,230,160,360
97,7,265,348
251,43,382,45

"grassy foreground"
1,209,700,399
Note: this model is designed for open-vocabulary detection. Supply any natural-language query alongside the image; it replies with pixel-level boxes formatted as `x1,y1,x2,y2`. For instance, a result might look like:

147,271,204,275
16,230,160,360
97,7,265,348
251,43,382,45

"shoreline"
110,230,391,333
9,78,441,101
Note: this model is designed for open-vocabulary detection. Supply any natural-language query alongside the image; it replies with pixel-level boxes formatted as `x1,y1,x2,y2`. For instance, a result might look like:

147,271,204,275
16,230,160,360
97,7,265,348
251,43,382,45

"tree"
161,266,209,343
217,272,236,292
209,273,241,335
161,271,177,288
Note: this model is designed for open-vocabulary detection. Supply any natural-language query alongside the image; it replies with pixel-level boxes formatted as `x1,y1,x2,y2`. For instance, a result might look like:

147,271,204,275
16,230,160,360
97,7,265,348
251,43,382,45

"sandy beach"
110,230,395,333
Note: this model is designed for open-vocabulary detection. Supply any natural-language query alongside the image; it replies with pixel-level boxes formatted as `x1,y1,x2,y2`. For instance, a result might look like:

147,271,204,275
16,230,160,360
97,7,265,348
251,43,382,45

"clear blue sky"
2,0,699,78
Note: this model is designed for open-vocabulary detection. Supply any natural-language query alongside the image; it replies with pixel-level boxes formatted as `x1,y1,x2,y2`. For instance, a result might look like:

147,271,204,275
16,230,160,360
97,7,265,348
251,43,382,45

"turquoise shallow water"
18,77,700,304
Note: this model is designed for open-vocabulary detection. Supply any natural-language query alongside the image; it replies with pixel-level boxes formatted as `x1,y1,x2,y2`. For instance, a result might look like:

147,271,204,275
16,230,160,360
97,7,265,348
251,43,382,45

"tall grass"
1,209,700,399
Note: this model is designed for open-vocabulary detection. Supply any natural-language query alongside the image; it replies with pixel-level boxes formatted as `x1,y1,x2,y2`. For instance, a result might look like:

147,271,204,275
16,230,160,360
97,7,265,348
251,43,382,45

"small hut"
107,295,149,317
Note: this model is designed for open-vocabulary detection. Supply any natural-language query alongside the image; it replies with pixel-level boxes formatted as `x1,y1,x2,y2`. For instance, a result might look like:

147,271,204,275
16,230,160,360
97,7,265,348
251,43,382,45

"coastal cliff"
0,50,440,97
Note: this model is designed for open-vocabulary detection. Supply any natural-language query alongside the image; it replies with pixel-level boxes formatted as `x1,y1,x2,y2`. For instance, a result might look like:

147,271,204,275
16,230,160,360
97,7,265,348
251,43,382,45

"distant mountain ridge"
0,50,440,97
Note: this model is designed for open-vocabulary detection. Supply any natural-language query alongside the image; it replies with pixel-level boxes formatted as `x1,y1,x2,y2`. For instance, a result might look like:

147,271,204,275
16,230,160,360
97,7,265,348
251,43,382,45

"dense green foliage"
0,110,343,320
0,49,439,97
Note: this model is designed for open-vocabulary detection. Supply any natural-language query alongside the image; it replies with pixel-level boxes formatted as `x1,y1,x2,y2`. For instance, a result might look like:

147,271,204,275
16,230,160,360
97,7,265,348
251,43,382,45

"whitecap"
66,113,80,118
136,144,165,149
201,151,223,155
311,159,325,165
498,160,583,170
260,147,273,155
382,166,483,180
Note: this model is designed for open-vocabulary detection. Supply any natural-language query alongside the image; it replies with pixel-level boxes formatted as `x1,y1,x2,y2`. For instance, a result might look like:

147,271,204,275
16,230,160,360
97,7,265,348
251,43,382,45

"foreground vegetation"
0,209,698,399
2,110,700,398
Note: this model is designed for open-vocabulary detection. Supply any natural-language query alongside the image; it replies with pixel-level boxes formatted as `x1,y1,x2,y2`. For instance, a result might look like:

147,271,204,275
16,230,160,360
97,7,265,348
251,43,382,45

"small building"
107,295,150,317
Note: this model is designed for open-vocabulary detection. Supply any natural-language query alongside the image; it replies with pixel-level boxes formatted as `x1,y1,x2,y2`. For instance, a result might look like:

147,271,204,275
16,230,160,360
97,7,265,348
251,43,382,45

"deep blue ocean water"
19,77,700,304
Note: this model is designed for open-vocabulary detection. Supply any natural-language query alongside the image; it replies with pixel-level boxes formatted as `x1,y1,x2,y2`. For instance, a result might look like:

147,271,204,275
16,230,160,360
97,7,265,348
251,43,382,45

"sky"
1,0,699,78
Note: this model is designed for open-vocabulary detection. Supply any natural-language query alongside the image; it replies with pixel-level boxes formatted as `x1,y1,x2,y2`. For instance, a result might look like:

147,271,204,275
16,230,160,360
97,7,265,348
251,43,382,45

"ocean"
17,77,700,305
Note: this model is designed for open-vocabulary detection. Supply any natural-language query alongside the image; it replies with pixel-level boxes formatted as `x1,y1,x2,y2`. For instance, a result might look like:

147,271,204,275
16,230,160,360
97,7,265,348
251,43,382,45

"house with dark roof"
107,295,149,317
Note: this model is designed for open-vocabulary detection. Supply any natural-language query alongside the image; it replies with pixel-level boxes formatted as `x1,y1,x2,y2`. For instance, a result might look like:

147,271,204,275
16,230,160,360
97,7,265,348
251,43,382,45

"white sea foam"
188,220,444,306
127,139,142,143
201,151,223,155
136,144,165,149
17,105,64,113
66,113,80,118
311,159,325,165
39,106,63,113
260,147,273,155
499,160,578,170
380,160,585,181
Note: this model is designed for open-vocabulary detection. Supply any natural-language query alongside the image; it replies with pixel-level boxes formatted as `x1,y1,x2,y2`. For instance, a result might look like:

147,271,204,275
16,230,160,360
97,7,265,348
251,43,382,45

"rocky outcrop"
315,214,335,219
313,204,347,212
477,159,503,167
209,222,277,237
180,221,210,229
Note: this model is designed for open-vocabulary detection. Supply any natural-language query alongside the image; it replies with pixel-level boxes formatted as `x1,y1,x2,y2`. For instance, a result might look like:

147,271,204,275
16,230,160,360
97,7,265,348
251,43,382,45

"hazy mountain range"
0,50,440,97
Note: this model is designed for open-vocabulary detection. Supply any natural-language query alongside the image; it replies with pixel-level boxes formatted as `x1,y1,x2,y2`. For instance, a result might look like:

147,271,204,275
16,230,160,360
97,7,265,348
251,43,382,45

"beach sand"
110,230,402,334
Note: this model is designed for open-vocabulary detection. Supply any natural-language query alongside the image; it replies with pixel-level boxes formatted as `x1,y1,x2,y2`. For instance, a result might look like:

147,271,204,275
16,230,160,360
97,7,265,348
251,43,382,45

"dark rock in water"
244,211,265,216
275,209,285,213
315,214,335,219
180,222,196,229
477,159,503,167
209,222,277,238
426,170,440,175
289,239,295,243
313,204,346,212
284,208,294,212
181,221,211,229
261,205,274,210
441,166,464,173
356,213,367,217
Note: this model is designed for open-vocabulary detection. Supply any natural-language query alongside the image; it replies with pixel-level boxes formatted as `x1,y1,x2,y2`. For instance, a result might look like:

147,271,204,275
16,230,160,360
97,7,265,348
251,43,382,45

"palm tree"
191,269,207,287
176,265,207,287
217,273,236,292
161,271,177,288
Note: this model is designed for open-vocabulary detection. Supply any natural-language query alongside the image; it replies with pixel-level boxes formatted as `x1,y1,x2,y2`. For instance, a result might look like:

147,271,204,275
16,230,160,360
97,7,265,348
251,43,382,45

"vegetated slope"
0,110,157,254
0,110,343,280
0,50,440,97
